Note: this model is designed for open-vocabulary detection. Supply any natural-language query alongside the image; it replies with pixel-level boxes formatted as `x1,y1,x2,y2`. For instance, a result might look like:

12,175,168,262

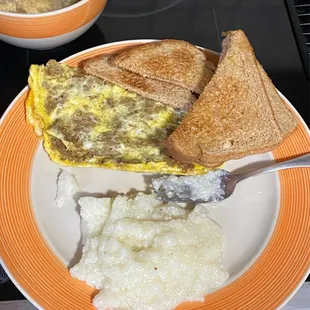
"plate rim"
0,39,309,310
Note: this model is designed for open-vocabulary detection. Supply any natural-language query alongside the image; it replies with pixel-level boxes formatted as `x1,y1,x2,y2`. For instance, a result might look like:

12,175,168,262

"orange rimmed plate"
0,40,309,310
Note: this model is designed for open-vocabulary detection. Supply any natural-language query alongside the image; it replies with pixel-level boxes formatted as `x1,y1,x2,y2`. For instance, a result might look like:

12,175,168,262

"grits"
152,169,227,202
55,170,80,208
71,193,228,310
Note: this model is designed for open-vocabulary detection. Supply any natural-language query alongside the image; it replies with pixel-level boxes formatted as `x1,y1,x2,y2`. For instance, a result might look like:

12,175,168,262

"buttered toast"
165,30,297,168
113,39,217,94
83,54,195,110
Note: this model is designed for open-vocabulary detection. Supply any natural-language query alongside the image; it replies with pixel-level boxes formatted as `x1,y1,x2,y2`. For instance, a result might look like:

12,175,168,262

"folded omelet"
26,60,209,174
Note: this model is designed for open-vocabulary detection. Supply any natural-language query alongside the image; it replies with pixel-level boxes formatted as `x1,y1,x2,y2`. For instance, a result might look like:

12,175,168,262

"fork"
153,153,310,204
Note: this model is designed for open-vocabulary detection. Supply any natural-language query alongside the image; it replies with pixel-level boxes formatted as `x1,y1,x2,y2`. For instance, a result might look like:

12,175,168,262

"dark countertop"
0,0,309,302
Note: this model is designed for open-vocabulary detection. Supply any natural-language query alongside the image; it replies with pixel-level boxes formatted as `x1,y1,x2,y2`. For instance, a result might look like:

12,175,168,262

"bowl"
0,0,107,50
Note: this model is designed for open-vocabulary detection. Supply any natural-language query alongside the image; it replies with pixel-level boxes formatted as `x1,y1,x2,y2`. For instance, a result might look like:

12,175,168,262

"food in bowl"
0,0,107,49
0,0,80,14
70,192,229,310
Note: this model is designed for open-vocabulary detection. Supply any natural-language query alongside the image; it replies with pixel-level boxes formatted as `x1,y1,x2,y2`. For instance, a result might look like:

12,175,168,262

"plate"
0,40,309,310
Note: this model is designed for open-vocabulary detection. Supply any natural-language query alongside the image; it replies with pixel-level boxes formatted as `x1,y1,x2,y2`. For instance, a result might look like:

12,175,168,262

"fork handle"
235,153,310,181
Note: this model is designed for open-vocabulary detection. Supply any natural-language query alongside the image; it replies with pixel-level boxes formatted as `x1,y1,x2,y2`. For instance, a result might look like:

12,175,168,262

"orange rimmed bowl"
0,0,107,50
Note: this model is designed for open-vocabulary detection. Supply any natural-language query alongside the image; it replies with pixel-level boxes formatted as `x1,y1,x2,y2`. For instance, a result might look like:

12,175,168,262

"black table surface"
0,0,309,302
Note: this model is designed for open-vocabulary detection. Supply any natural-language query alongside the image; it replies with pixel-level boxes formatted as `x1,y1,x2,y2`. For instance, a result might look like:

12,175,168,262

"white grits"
54,170,80,208
152,170,227,202
70,193,228,310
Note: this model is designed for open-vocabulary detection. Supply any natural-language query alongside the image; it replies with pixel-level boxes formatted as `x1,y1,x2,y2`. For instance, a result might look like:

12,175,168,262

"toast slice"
165,30,297,167
256,62,297,137
82,54,196,110
113,39,216,94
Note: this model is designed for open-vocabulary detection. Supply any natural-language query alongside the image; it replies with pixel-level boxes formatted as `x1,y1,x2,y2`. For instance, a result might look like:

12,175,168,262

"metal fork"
154,153,310,204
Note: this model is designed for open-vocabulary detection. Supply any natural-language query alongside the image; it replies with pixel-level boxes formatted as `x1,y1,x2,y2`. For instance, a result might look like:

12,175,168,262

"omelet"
26,60,209,175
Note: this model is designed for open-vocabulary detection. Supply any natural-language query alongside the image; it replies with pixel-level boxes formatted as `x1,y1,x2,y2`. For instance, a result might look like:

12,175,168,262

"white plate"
0,40,309,310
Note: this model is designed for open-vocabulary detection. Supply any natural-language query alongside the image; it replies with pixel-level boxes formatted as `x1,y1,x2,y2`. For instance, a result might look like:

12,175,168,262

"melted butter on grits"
71,193,229,310
26,60,210,174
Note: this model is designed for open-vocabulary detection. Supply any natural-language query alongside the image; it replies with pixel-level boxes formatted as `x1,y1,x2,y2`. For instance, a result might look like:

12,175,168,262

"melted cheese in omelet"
26,60,209,175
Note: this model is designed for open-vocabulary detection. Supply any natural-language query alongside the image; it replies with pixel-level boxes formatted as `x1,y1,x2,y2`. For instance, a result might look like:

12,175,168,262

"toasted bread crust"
113,39,216,94
165,139,289,168
256,62,298,136
165,30,298,168
83,54,196,110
